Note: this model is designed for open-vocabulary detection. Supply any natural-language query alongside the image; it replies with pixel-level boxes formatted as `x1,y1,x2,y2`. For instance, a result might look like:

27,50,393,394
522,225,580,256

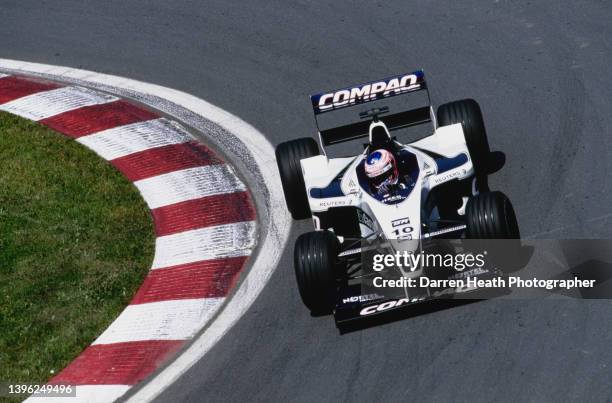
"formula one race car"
276,70,519,323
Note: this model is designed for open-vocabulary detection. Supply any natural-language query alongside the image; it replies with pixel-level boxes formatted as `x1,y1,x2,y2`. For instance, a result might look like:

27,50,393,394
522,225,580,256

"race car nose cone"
389,238,419,254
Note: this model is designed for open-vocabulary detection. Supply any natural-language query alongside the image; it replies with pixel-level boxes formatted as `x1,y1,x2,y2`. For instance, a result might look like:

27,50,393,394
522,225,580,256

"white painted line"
26,385,131,403
152,221,255,270
0,85,117,120
0,59,292,403
0,73,9,79
93,298,224,344
134,165,246,210
77,118,191,161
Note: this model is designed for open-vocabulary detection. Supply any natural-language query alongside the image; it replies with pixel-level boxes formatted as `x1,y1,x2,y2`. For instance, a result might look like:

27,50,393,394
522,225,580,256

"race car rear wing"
310,70,435,147
319,106,431,146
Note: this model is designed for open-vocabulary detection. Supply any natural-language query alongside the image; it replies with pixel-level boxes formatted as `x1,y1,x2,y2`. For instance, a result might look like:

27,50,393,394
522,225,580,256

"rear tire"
465,191,520,238
437,99,491,179
276,138,320,219
294,231,340,315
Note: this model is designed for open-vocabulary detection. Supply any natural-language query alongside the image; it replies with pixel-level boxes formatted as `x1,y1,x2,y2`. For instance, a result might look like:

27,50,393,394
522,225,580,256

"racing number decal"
391,217,413,240
392,226,413,239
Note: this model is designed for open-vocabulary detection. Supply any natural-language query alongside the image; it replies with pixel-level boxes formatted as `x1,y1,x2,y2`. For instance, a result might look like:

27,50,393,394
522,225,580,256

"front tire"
465,191,520,238
294,231,340,315
437,99,491,179
276,138,320,219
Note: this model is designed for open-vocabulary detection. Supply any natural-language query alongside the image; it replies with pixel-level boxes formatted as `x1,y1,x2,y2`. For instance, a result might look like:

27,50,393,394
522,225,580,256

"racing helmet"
365,149,399,190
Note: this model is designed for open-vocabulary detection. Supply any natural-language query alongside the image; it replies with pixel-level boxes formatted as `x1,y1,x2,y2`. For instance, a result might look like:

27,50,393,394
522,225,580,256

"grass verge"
0,111,154,396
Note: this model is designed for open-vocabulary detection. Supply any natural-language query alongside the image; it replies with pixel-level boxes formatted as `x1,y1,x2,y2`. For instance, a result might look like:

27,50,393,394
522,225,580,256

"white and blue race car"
276,70,519,322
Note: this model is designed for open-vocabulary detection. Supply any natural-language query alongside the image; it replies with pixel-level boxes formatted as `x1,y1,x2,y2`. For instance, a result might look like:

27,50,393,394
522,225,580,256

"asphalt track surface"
3,1,612,402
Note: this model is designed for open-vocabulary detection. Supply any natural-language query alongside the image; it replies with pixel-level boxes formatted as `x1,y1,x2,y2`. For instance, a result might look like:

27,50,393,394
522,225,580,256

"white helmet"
365,149,399,190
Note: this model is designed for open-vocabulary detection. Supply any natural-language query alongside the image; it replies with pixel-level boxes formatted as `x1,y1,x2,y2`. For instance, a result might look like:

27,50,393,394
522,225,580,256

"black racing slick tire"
294,231,340,315
437,99,491,178
276,138,320,219
465,191,520,239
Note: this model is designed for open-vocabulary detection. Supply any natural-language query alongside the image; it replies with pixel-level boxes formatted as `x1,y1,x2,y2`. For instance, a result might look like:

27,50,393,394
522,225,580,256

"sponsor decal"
359,298,414,316
449,266,488,280
311,71,424,114
390,217,413,239
342,175,360,195
357,209,374,230
359,286,475,316
341,293,384,304
391,217,410,227
422,160,434,175
433,168,466,185
383,194,406,203
319,199,349,208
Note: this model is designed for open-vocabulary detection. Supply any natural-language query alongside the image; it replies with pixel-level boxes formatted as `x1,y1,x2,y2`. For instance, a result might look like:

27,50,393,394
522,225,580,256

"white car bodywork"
301,121,473,245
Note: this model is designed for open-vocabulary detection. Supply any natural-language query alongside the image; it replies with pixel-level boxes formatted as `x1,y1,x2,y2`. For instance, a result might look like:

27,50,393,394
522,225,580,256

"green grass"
0,112,154,393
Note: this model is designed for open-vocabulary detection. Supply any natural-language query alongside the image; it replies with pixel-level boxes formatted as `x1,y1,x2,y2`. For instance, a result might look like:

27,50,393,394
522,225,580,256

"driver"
365,149,400,195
